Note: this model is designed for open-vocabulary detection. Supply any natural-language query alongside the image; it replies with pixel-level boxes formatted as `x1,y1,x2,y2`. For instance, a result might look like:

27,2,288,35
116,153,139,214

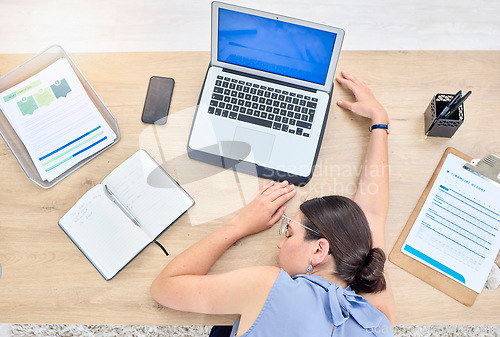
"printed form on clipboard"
401,153,500,293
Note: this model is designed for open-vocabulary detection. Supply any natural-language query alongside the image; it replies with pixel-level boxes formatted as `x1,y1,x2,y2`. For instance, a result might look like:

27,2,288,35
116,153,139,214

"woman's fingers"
272,189,296,209
341,70,364,86
258,180,275,195
269,205,287,225
335,70,388,122
336,71,367,98
336,99,355,112
336,74,357,93
256,180,295,215
261,180,289,195
268,183,295,206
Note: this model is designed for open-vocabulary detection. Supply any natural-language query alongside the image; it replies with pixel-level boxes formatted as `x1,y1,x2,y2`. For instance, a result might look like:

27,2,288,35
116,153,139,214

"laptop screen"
217,8,337,86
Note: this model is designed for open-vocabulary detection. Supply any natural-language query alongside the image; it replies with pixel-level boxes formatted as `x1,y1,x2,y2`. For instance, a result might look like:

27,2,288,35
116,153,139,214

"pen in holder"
424,93,464,138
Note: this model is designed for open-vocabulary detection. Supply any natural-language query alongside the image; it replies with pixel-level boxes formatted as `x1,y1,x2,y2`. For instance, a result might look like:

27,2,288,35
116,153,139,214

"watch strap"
369,124,390,134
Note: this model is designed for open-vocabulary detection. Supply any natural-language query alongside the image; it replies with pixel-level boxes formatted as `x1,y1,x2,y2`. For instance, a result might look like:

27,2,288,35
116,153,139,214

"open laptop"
187,2,344,185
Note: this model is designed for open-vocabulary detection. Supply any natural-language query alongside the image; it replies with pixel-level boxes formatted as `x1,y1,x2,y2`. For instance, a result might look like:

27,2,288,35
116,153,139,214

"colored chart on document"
6,78,72,116
0,58,116,182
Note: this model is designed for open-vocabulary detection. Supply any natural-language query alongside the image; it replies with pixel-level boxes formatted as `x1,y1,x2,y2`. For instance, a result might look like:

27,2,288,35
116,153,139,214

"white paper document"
402,153,500,293
0,58,116,182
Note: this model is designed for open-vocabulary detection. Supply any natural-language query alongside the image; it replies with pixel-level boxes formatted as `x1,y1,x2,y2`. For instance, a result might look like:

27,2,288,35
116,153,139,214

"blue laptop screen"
217,8,337,85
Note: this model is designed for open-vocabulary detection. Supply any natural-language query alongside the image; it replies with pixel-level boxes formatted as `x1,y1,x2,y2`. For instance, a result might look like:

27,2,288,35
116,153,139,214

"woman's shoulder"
225,266,282,298
355,288,395,324
231,266,282,335
244,266,282,283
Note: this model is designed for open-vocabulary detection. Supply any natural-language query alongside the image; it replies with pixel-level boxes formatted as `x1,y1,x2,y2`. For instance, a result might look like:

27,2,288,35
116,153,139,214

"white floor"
0,0,499,54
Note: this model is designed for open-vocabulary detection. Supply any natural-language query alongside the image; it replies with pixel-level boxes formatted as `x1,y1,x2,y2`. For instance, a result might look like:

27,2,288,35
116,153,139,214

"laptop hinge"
222,68,317,93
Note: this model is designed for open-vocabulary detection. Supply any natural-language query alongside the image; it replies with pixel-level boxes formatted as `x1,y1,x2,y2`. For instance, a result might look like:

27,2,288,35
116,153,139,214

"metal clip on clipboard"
463,153,500,185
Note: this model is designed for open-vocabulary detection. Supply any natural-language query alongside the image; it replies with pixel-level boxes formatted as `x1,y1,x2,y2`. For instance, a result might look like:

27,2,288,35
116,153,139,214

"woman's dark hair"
300,195,386,294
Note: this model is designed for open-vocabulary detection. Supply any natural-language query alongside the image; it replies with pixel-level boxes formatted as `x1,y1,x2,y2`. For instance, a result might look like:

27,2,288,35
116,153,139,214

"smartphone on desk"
141,76,175,125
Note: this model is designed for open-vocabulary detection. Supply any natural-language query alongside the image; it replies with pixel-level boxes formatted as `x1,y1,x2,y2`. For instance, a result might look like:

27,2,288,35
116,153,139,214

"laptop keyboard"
208,75,318,137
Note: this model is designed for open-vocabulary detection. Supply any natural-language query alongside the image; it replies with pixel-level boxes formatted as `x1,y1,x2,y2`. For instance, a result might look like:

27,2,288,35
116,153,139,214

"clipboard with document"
389,147,500,306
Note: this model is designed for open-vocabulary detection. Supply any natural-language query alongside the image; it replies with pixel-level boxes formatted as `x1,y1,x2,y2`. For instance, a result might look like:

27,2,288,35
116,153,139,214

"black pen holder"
424,93,464,137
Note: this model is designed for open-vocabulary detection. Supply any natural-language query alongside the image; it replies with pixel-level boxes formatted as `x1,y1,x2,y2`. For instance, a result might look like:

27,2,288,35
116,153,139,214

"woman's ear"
312,238,330,265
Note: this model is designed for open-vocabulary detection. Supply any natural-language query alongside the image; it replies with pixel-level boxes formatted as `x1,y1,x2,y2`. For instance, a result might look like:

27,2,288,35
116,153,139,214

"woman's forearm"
335,71,390,249
354,126,389,219
151,181,295,292
150,223,246,303
156,223,245,279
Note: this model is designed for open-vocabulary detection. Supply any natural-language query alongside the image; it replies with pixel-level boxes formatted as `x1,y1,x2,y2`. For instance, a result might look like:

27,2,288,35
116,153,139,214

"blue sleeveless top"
230,269,393,337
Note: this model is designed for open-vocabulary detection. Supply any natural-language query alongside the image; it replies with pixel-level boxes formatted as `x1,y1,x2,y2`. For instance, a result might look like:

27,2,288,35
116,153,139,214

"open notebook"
59,150,195,280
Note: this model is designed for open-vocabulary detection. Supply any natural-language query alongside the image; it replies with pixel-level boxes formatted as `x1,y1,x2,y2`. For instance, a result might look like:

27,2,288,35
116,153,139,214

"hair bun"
350,248,387,293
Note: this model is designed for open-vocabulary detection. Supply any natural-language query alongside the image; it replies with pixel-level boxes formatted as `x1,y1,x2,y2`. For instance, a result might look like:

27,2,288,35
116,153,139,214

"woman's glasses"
279,214,320,237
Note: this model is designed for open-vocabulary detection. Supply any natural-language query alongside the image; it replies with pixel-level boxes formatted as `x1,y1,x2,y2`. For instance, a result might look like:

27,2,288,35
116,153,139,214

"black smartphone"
141,76,175,125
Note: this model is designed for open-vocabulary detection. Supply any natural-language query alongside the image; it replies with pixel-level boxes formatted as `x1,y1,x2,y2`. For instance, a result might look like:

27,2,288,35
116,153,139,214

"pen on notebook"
442,90,471,119
104,184,141,227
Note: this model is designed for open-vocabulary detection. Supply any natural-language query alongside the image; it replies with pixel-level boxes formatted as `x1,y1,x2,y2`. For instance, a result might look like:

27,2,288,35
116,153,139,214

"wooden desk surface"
0,51,499,325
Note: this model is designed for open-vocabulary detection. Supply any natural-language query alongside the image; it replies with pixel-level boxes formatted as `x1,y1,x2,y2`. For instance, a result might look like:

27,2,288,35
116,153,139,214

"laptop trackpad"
230,127,275,163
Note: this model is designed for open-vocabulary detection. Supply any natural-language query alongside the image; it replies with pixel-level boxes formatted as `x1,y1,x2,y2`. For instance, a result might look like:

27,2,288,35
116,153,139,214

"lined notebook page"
102,150,194,239
59,185,151,279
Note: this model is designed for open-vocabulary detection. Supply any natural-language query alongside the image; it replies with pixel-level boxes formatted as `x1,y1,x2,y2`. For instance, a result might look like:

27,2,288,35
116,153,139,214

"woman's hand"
227,180,296,237
335,70,388,124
